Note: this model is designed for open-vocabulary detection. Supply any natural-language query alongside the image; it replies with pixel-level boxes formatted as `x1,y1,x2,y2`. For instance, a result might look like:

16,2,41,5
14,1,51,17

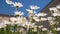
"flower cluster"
48,4,60,34
0,0,60,34
5,0,23,9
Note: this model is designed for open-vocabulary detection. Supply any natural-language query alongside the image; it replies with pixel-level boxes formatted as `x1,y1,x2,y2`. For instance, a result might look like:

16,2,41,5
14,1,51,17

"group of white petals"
0,0,60,33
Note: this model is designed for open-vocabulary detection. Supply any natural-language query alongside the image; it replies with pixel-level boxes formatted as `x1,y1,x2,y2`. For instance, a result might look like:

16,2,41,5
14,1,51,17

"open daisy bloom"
10,17,17,23
5,0,13,5
4,0,60,34
56,4,60,9
52,13,60,16
26,9,34,14
14,11,24,16
49,7,59,13
40,17,47,21
19,17,27,23
30,5,40,10
12,2,23,10
42,28,48,31
37,13,47,17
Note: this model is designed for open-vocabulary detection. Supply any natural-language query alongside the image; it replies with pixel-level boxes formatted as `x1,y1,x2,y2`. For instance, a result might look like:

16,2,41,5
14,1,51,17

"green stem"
8,4,10,19
16,6,19,11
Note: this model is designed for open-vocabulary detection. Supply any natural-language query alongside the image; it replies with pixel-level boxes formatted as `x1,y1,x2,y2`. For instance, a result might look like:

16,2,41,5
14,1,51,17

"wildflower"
53,28,57,31
0,23,6,29
12,2,23,8
40,18,47,21
47,30,53,34
3,20,11,25
19,17,27,23
32,25,37,28
49,7,59,13
34,18,40,22
56,27,60,31
26,9,34,14
47,17,56,25
32,29,37,32
47,17,55,22
56,4,60,9
30,5,40,10
19,28,24,32
53,13,60,16
32,28,37,32
33,16,40,22
42,28,48,31
14,11,24,16
37,13,47,16
10,17,17,22
5,0,13,5
49,21,56,25
38,25,43,28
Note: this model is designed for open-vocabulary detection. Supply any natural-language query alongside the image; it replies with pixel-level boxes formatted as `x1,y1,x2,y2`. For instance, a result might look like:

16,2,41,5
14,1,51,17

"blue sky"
0,0,52,16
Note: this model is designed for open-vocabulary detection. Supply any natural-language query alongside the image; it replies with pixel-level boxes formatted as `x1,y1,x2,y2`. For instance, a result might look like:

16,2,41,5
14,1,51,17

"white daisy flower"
37,13,47,16
3,20,11,25
26,9,34,14
53,13,60,16
32,28,37,32
49,7,59,13
38,25,43,28
47,30,53,34
32,25,37,28
56,4,60,9
19,17,27,23
0,23,7,29
12,2,23,8
53,28,57,31
42,28,48,31
33,16,40,22
40,18,47,21
14,11,24,16
30,5,40,10
56,27,60,31
10,17,17,22
47,17,54,21
32,29,37,32
5,0,13,4
49,21,56,25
